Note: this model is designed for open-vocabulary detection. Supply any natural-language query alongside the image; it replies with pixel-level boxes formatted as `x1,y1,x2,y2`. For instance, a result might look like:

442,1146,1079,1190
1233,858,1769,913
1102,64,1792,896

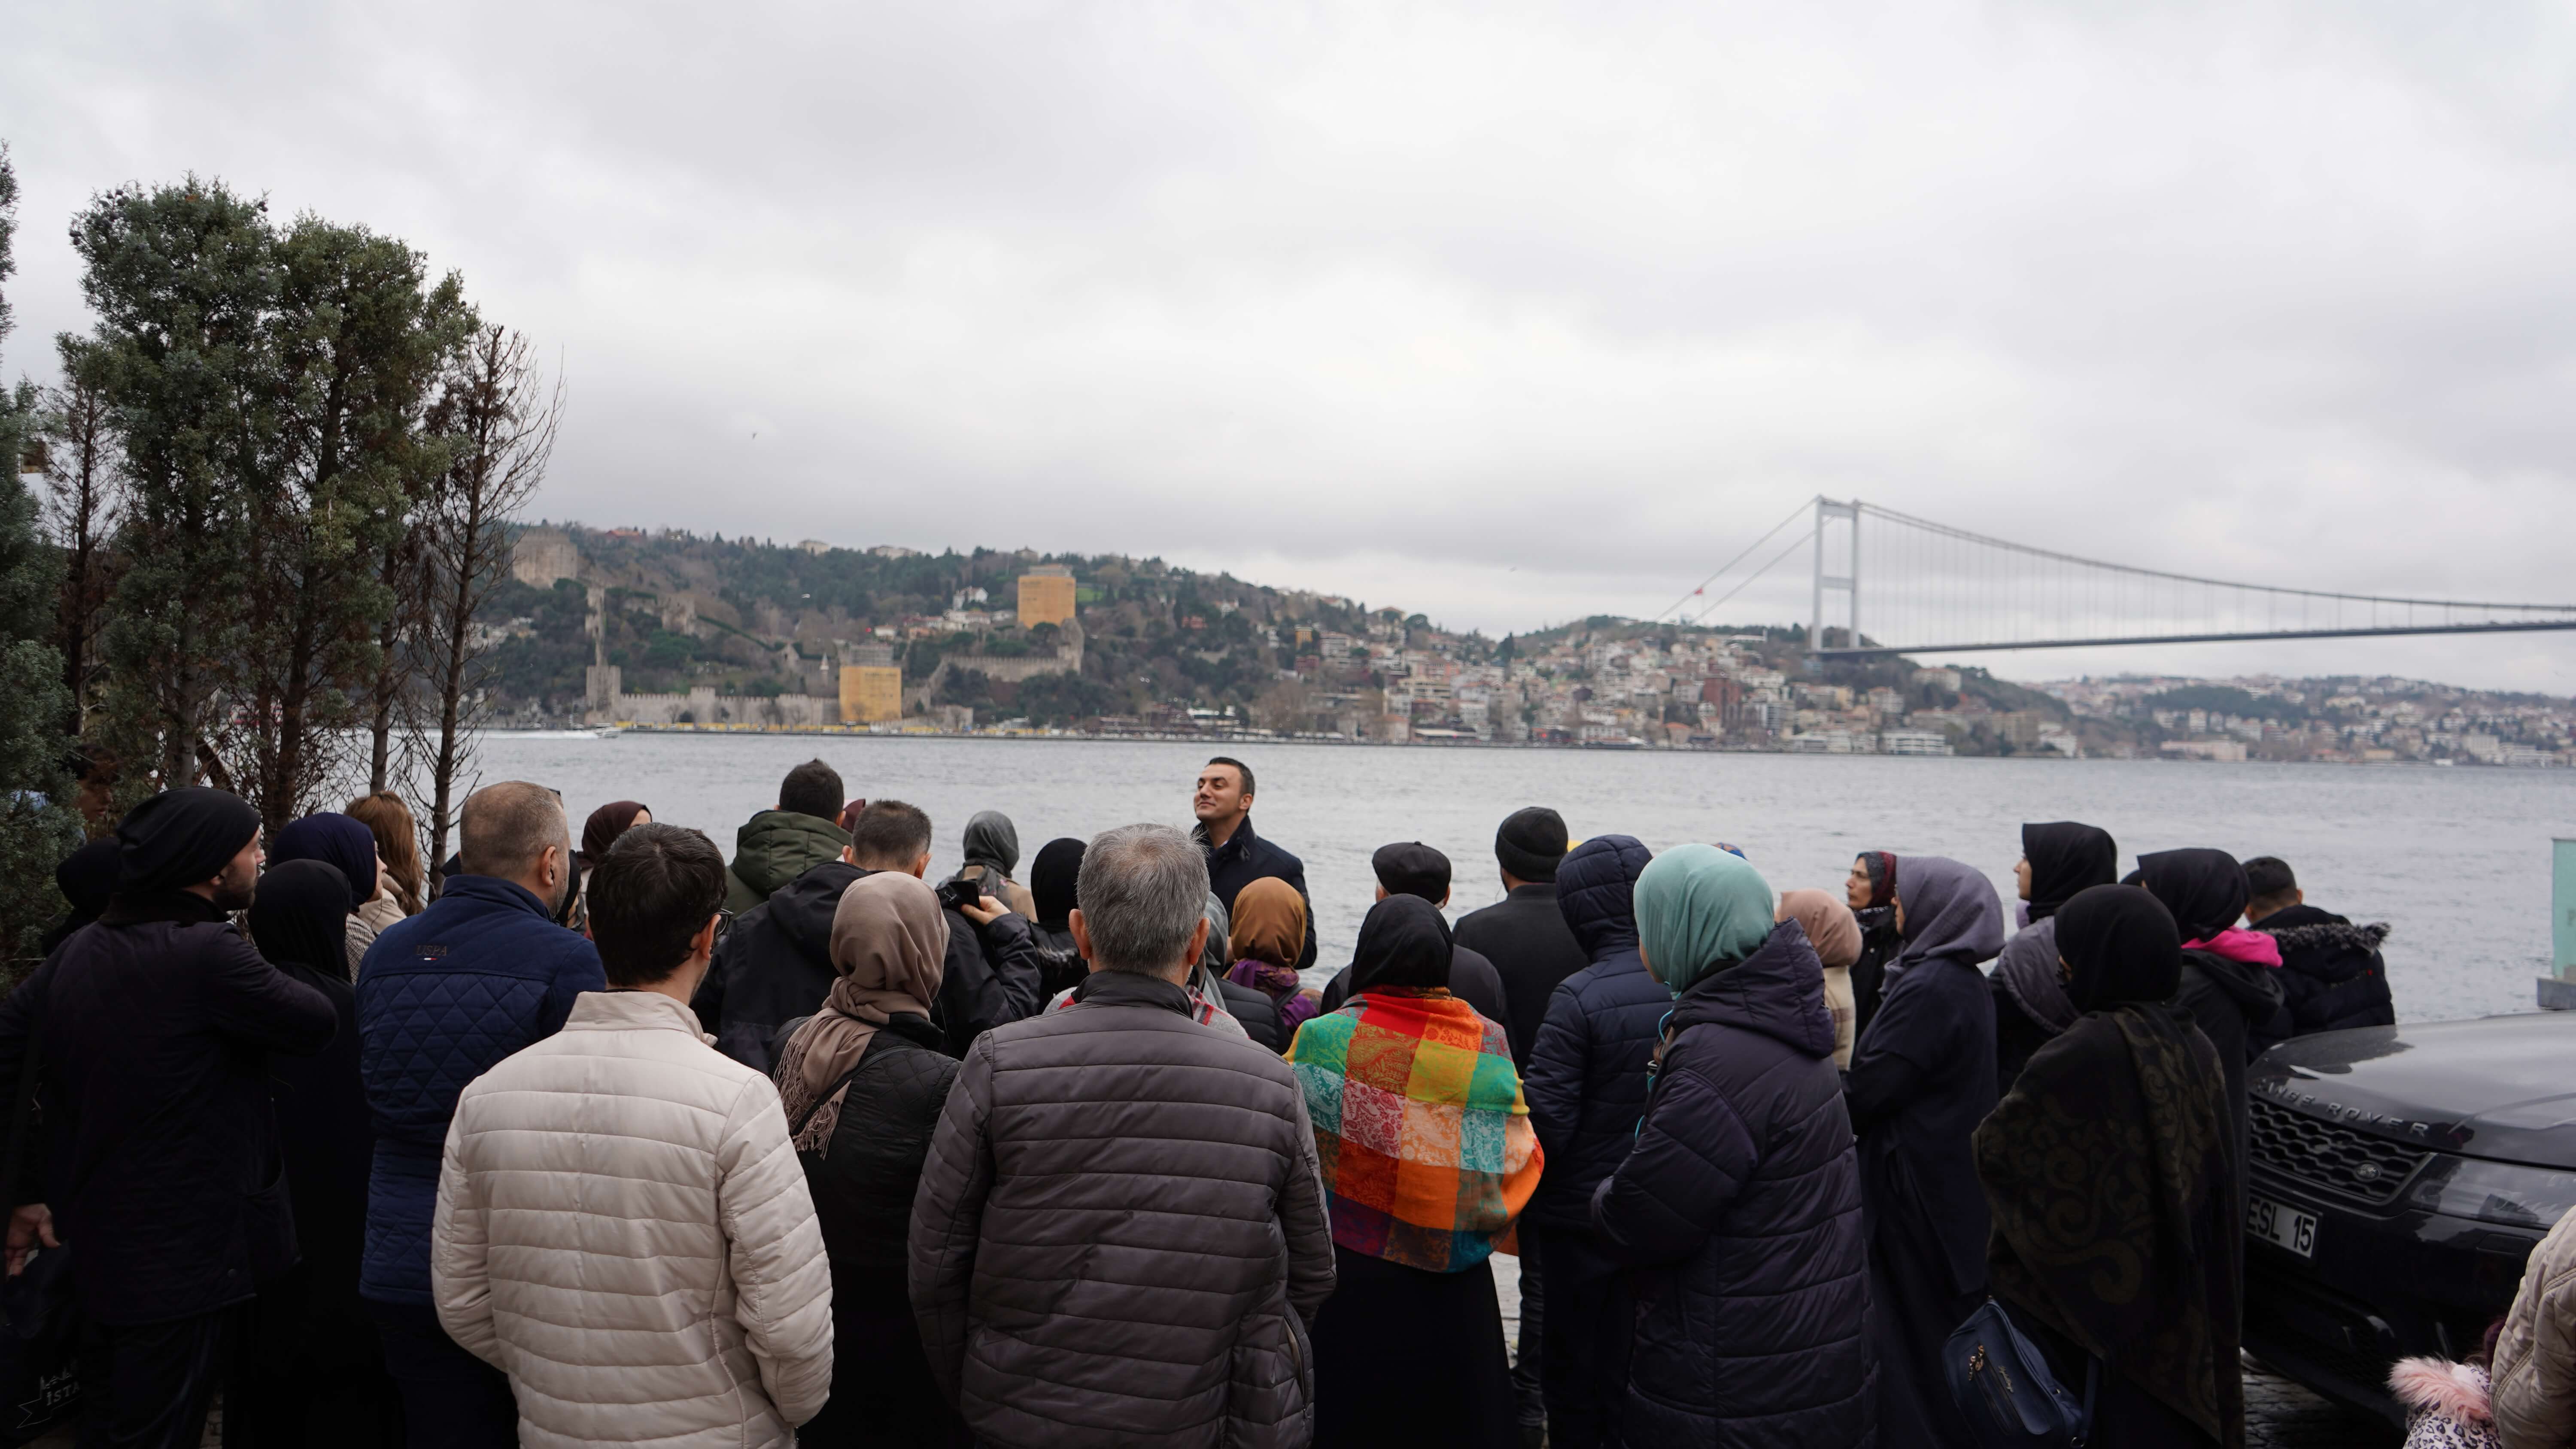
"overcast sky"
7,2,2576,689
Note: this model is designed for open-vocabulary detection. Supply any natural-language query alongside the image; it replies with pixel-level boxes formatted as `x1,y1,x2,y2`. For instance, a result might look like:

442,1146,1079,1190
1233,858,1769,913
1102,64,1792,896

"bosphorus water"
473,731,2572,1023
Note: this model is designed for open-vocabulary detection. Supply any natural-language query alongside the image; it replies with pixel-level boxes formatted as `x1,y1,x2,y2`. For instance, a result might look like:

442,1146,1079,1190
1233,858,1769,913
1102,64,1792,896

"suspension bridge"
1657,497,2576,659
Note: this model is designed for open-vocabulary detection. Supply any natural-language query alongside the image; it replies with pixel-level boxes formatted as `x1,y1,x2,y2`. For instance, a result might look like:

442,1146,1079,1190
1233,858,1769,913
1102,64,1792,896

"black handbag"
0,982,80,1446
1945,1297,2098,1449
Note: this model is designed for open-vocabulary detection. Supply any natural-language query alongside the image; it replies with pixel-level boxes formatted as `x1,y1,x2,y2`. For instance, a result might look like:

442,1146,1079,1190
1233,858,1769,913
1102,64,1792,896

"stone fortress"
510,528,1083,730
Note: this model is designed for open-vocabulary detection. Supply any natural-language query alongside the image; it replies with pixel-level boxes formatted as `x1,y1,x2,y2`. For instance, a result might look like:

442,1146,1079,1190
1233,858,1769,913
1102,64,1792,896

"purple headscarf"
271,813,380,914
1892,855,2005,973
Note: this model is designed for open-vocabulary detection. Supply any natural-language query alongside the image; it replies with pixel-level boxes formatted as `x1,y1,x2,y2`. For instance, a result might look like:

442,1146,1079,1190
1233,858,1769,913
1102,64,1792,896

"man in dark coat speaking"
0,788,338,1449
1189,756,1316,971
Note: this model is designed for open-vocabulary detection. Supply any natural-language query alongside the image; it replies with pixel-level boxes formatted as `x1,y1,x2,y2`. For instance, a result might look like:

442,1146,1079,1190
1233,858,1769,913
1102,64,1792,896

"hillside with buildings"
480,526,2576,764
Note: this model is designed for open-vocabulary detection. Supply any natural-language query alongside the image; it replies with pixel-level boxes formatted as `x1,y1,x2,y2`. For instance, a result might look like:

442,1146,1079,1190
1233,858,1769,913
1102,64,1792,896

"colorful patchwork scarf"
1288,985,1542,1273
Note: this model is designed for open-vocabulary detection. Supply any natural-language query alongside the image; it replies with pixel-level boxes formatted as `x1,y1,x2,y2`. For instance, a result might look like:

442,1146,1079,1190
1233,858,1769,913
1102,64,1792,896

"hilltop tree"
0,142,86,965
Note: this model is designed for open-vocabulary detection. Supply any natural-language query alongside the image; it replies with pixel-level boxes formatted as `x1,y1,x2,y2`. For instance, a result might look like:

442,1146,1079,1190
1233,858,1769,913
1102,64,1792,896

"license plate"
2248,1194,2318,1258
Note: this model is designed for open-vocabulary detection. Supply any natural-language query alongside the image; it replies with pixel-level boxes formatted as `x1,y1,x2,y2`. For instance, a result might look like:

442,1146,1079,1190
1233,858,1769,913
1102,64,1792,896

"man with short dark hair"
0,789,336,1449
1314,842,1509,1025
1191,756,1315,971
912,824,1334,1445
435,824,833,1447
724,758,853,914
358,780,605,1446
2244,855,2396,1035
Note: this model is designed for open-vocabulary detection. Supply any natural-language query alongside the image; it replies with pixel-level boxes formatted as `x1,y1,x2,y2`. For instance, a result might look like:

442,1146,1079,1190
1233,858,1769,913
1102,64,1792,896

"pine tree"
67,177,277,803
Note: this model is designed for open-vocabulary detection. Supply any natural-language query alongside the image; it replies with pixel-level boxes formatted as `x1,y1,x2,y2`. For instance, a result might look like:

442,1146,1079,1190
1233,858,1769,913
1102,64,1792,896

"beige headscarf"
774,872,949,1154
1777,888,1863,1070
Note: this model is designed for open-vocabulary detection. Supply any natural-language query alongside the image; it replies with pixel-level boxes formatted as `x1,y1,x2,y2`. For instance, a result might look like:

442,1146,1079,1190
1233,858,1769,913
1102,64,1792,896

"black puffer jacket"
1592,921,1875,1447
696,860,860,1072
2254,905,2394,1035
908,969,1336,1449
787,1014,967,1448
1522,835,1668,1234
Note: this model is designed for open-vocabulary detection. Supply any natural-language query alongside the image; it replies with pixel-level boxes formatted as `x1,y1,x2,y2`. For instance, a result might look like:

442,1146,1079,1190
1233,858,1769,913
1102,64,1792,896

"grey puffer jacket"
908,969,1337,1449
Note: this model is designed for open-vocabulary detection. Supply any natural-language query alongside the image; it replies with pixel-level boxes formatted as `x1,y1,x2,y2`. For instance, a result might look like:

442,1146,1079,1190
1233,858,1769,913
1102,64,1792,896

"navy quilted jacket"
1522,834,1669,1233
1592,920,1876,1447
354,875,604,1304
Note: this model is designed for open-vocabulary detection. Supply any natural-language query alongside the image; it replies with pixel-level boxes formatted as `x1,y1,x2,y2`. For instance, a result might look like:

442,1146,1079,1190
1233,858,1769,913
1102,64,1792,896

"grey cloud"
6,1,2576,689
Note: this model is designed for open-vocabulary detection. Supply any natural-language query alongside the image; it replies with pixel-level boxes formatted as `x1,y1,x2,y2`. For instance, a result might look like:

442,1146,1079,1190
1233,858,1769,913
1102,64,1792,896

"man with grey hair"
358,781,606,1446
911,824,1335,1448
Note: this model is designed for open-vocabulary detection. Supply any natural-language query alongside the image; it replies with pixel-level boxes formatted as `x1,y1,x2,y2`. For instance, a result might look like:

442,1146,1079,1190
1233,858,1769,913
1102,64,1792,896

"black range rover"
2244,1012,2576,1423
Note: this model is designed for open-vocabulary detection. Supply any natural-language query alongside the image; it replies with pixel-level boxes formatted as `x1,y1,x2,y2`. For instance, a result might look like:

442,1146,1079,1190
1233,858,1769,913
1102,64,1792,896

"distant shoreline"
478,725,2549,768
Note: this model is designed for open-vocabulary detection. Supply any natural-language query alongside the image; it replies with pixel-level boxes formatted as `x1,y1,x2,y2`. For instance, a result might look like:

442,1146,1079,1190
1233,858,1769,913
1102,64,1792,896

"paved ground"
1501,1255,2403,1446
20,1274,2402,1446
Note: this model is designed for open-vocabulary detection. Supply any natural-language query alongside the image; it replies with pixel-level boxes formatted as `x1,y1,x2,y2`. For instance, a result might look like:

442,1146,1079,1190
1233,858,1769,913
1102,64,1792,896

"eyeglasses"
712,909,734,943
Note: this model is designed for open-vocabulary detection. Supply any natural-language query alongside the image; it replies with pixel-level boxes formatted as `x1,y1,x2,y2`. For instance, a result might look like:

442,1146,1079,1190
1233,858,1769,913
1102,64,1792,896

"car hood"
2251,1014,2576,1168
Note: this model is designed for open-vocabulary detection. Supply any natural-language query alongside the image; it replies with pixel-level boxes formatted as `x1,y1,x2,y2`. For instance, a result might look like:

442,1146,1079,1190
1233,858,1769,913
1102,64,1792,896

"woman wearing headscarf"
773,871,970,1448
1847,854,2005,1449
1226,877,1319,1043
2135,848,2289,1233
1293,894,1542,1449
1843,850,1902,1040
1975,885,2242,1449
38,837,121,957
1777,887,1864,1071
271,811,388,978
1592,848,1874,1444
345,791,426,918
1993,821,2118,1089
235,860,401,1443
1026,837,1085,954
569,800,652,934
953,809,1037,919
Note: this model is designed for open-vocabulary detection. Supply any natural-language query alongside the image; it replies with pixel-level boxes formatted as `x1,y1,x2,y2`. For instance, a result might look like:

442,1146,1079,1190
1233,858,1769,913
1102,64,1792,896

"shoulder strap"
785,1037,918,1138
2074,1355,2100,1445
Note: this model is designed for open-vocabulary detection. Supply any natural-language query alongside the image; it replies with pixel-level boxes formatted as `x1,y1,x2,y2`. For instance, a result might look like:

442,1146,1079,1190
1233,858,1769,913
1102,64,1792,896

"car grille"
2249,1099,2432,1206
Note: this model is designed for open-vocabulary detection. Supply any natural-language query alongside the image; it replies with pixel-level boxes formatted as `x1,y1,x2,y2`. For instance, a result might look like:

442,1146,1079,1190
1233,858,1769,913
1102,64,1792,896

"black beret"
1371,841,1452,903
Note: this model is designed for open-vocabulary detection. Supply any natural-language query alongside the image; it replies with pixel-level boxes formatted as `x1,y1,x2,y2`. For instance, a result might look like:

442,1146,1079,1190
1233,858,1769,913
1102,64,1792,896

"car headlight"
2404,1156,2576,1228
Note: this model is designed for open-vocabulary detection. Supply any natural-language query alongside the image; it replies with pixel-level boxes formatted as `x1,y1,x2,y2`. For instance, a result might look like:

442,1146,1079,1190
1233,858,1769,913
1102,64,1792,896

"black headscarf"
117,787,262,893
2132,849,2249,942
250,861,355,980
1029,837,1084,931
1856,851,1897,910
2022,822,2117,922
39,839,123,955
1349,894,1455,993
2057,885,2182,1011
1975,881,2239,1440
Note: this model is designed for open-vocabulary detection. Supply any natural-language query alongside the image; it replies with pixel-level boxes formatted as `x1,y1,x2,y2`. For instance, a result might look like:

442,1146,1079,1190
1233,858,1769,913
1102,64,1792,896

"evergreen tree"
67,177,276,803
0,142,87,967
227,216,468,832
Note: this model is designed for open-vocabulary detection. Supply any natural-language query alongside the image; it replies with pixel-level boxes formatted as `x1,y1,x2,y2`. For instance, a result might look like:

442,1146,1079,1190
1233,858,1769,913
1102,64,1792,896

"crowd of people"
6,745,2530,1449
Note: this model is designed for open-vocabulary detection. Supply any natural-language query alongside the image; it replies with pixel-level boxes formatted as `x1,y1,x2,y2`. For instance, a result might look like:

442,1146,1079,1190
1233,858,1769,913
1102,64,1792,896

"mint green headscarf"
1634,843,1777,995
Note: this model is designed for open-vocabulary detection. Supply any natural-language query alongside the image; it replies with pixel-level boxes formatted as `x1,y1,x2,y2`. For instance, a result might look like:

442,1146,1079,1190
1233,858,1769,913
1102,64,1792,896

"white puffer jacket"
431,990,833,1448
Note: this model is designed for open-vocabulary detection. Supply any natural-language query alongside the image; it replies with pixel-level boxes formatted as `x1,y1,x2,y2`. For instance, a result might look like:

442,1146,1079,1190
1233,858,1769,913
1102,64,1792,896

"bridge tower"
1810,497,1860,658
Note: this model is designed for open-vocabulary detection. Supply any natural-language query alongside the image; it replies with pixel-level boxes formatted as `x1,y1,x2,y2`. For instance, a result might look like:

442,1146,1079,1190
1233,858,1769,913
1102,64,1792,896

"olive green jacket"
723,810,851,915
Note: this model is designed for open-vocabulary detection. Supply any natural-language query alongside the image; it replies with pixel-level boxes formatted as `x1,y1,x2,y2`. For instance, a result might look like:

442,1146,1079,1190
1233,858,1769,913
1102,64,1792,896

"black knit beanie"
1495,806,1570,884
117,787,262,893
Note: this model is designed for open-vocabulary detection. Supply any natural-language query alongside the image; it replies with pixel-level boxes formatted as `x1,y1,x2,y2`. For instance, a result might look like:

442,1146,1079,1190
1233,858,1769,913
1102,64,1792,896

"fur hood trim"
2260,920,2390,954
2390,1357,2491,1423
